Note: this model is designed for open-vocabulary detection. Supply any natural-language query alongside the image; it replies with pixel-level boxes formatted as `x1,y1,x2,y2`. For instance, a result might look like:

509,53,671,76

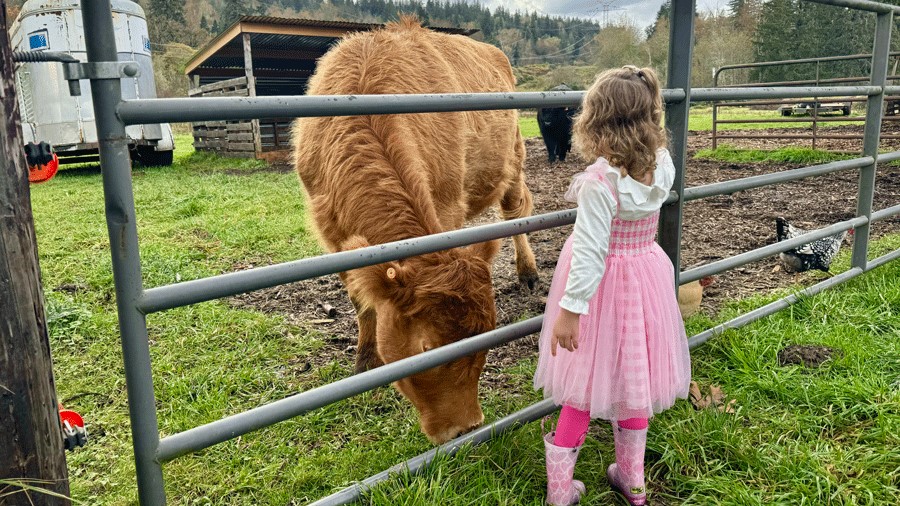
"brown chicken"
678,276,715,318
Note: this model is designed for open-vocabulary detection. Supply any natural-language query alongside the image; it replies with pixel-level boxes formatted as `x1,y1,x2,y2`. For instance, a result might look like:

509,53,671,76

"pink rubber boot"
607,423,647,505
543,418,586,505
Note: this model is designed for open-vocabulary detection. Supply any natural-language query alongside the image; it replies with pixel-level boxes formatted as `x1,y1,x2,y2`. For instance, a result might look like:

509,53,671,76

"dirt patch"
229,127,900,383
777,344,841,368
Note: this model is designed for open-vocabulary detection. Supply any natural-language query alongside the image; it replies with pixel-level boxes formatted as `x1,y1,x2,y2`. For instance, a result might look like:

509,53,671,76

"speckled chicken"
775,217,851,273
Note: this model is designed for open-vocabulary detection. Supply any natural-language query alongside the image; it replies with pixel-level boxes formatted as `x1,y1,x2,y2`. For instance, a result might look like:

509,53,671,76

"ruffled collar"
564,150,673,208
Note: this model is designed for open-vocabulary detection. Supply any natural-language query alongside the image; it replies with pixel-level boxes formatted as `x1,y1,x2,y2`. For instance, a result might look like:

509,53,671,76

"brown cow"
292,17,537,444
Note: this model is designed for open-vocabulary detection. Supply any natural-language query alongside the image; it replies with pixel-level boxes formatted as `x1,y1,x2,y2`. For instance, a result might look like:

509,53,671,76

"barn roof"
185,16,479,93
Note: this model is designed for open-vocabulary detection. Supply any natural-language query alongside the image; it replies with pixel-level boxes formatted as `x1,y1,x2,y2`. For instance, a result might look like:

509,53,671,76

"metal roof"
185,16,479,78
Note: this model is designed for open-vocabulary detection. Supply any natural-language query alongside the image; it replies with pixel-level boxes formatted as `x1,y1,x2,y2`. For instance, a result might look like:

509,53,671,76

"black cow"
537,84,576,163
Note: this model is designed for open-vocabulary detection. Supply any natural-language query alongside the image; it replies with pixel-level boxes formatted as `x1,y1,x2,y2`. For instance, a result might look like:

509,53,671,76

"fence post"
853,11,892,270
0,1,71,501
79,0,166,504
659,0,695,287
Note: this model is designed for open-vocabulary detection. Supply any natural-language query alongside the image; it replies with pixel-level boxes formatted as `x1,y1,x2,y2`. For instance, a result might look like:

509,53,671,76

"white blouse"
558,148,676,315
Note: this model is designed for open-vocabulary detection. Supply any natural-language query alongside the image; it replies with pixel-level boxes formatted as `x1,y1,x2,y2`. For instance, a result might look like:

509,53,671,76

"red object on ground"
58,402,87,450
28,152,59,183
58,407,84,429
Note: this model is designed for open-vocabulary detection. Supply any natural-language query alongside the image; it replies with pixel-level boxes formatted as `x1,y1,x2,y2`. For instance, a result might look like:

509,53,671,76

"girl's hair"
572,65,668,181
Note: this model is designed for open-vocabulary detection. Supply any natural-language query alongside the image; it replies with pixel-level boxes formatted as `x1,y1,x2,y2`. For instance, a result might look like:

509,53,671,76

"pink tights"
553,405,648,447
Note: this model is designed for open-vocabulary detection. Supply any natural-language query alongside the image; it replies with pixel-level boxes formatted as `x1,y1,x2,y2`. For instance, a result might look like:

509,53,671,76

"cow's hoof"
518,270,539,291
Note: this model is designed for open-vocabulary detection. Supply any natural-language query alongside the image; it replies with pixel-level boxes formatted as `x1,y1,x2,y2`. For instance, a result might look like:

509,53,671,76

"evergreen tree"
752,0,798,81
646,1,670,39
222,0,246,28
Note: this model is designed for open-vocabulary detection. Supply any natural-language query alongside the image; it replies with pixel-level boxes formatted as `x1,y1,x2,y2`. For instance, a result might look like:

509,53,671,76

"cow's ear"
467,239,500,265
343,260,410,308
340,236,411,305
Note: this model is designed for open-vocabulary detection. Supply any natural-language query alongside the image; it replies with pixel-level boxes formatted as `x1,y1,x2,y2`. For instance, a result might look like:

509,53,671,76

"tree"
592,22,644,70
752,0,799,82
693,11,754,87
646,1,671,39
222,0,245,28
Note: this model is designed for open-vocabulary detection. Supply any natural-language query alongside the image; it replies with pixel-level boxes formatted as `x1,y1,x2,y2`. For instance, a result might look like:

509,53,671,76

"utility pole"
0,0,71,503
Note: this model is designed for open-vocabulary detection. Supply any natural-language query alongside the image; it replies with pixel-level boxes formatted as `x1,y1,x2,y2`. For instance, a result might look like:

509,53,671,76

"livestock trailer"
10,0,174,166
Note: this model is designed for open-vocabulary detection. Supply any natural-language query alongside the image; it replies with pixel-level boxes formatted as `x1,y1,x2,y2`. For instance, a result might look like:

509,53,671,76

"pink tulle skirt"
533,234,691,421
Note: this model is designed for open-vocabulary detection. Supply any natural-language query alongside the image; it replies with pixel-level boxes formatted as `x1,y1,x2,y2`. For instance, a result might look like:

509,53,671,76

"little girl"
534,66,691,506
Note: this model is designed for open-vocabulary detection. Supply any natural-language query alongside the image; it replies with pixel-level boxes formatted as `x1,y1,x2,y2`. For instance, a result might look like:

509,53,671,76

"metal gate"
711,51,900,150
73,0,900,504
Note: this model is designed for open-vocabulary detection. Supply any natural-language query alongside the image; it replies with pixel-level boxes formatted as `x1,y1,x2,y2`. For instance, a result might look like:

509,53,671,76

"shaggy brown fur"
292,17,537,444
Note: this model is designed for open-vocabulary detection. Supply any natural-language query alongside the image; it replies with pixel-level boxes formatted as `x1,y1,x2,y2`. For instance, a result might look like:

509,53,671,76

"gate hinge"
61,61,140,96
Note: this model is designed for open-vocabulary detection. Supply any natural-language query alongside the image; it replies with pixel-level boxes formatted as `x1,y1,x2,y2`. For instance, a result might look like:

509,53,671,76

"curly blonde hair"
572,65,667,181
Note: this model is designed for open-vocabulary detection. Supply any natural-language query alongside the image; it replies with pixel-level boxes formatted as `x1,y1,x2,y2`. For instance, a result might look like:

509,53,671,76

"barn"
184,16,478,161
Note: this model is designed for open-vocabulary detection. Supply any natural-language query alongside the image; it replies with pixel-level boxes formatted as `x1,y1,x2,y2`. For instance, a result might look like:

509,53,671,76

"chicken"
775,217,852,273
678,276,715,318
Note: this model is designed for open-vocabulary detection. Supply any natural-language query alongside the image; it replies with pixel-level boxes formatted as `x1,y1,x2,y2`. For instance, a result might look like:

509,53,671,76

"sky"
478,0,728,31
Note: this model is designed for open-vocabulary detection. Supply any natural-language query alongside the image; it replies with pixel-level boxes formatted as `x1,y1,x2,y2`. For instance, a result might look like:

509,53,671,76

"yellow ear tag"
386,267,397,280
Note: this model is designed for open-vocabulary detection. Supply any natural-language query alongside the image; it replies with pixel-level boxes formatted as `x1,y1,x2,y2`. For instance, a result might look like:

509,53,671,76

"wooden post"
243,32,262,156
0,1,71,503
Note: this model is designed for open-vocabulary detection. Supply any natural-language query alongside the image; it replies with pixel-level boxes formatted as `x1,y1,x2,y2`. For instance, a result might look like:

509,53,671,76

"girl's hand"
551,309,581,356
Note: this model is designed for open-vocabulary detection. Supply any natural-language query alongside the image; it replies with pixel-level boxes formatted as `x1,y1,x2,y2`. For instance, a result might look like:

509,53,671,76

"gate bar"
139,210,577,314
683,157,871,202
852,11,893,270
659,0,696,286
688,267,865,348
680,217,867,284
309,399,559,506
689,86,878,101
140,150,890,316
804,0,900,13
868,247,900,269
872,204,900,222
156,316,543,462
114,87,878,126
80,0,166,504
876,150,900,162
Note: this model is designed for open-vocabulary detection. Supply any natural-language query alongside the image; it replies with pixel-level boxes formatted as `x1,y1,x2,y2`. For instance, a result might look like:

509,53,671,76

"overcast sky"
478,0,728,31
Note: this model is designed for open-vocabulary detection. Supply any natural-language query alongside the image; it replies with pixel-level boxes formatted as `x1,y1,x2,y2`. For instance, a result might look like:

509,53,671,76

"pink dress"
533,154,691,421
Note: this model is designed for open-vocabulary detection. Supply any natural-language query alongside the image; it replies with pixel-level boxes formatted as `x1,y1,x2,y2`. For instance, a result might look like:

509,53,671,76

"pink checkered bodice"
608,211,660,256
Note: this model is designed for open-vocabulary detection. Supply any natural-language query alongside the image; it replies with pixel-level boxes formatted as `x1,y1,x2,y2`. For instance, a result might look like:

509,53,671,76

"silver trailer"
10,0,175,166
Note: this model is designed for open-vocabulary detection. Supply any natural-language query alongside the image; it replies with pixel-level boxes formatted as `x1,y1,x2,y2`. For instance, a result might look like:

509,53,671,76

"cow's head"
343,238,500,443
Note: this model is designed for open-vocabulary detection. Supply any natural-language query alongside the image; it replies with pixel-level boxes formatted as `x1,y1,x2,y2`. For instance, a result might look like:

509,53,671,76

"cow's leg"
545,135,557,163
501,176,539,290
352,300,382,373
558,138,570,162
339,272,383,373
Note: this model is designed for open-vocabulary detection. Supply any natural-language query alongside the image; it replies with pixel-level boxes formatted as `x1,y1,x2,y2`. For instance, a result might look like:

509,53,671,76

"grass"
694,145,855,164
695,145,900,168
26,135,900,504
689,106,862,132
519,114,541,139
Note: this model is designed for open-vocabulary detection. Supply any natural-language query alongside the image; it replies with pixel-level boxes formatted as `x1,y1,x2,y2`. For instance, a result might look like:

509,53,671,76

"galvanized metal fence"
711,51,900,150
73,0,900,504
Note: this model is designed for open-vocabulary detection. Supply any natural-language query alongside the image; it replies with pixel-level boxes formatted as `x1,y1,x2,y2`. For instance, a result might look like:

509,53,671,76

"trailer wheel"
842,106,851,116
133,147,174,167
781,109,791,117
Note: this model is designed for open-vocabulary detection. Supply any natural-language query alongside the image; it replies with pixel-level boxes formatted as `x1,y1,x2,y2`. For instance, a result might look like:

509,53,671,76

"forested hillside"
7,0,900,95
